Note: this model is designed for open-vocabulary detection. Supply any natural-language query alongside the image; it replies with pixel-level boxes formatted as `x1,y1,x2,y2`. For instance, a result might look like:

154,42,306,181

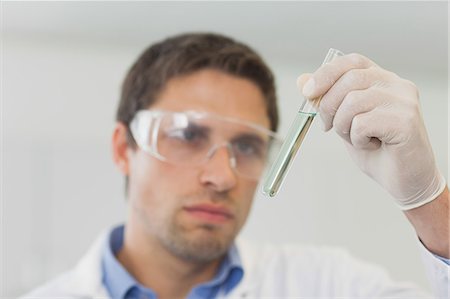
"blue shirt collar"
102,225,156,299
102,224,243,299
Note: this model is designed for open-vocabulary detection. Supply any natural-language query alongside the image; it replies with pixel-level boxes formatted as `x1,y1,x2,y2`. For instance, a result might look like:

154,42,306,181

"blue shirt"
102,225,244,299
435,255,450,265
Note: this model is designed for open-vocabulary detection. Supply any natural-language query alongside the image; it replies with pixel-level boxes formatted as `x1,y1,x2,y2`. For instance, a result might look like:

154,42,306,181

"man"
24,33,449,298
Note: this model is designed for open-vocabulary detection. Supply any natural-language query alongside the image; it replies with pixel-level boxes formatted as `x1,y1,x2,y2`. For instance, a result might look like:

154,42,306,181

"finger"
296,73,315,109
333,89,375,143
302,53,376,99
333,87,390,143
318,66,385,131
349,108,400,150
296,73,313,93
350,112,381,150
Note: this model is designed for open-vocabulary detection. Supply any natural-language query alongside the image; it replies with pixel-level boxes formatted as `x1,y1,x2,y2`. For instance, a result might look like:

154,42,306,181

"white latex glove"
297,53,446,210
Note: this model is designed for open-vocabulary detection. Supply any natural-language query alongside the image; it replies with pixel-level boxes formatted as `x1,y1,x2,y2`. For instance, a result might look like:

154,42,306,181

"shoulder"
21,228,112,298
20,271,78,298
234,239,426,297
236,238,354,275
233,239,361,296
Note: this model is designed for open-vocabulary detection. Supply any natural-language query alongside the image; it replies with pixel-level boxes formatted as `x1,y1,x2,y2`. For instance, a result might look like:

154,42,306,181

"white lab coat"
23,229,449,299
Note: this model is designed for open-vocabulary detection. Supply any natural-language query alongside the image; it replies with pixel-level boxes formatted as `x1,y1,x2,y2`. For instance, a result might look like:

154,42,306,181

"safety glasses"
129,109,283,180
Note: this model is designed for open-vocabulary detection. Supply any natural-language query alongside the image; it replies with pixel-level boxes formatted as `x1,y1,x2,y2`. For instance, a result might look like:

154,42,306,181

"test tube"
262,48,344,197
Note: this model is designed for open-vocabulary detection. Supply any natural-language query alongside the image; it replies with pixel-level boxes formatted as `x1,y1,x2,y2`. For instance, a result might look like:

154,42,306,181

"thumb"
296,73,313,96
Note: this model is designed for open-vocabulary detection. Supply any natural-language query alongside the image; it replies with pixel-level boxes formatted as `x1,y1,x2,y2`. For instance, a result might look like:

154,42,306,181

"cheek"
128,152,198,211
235,180,258,226
128,154,171,217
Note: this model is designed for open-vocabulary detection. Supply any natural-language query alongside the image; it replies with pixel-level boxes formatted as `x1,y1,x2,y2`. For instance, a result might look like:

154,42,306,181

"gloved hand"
297,53,446,210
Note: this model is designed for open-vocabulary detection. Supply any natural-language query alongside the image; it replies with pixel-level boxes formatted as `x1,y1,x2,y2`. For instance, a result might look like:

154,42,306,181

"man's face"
125,69,271,263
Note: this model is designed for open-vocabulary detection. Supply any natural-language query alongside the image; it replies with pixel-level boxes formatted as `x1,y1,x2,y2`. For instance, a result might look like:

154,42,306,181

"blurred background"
2,1,448,296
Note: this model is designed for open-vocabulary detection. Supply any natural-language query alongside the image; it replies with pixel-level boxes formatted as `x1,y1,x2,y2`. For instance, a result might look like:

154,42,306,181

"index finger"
302,53,377,99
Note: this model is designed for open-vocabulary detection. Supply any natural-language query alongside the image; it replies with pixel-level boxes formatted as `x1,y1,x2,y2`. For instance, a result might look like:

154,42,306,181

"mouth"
183,204,234,224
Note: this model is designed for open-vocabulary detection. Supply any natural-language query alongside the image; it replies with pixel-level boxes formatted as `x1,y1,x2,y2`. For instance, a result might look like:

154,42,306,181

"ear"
112,122,132,175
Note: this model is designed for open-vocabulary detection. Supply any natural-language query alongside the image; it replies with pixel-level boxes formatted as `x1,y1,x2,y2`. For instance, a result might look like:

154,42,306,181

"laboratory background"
2,1,448,296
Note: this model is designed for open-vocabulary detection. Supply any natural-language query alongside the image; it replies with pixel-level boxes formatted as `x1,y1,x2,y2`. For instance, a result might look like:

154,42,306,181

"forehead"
150,69,271,129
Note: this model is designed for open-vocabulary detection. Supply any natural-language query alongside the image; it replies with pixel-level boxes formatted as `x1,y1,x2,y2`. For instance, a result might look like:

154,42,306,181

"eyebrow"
185,122,211,135
231,133,267,145
187,119,268,144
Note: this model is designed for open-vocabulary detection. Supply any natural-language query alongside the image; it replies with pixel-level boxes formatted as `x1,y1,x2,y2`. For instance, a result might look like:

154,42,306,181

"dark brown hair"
116,32,279,143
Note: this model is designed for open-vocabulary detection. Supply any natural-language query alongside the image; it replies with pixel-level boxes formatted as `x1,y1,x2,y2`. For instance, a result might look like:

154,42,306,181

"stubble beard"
160,220,236,264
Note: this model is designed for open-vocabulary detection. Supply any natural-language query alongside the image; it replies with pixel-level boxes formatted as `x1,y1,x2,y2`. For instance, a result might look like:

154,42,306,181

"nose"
199,143,237,192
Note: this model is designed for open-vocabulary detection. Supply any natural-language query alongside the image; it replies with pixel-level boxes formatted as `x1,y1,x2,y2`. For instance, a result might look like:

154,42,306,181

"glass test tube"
262,48,344,197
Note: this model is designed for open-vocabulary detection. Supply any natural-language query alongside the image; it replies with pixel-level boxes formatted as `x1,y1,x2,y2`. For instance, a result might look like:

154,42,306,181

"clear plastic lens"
130,110,283,180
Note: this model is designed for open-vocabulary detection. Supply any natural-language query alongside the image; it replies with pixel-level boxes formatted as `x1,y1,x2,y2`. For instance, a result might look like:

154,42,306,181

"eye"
233,137,265,158
236,141,257,155
166,126,208,144
181,128,198,141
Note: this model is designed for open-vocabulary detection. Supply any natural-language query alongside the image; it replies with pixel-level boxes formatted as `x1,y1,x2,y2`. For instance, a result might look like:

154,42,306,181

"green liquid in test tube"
262,48,344,197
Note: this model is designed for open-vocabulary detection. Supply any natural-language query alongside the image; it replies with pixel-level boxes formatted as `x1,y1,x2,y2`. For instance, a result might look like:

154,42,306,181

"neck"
117,220,224,299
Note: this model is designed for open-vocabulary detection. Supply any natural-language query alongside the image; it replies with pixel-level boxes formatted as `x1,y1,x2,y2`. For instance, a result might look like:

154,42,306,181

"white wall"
2,1,448,296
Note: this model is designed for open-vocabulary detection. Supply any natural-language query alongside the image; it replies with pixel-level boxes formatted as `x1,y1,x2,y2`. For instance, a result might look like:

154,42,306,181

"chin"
163,225,236,263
